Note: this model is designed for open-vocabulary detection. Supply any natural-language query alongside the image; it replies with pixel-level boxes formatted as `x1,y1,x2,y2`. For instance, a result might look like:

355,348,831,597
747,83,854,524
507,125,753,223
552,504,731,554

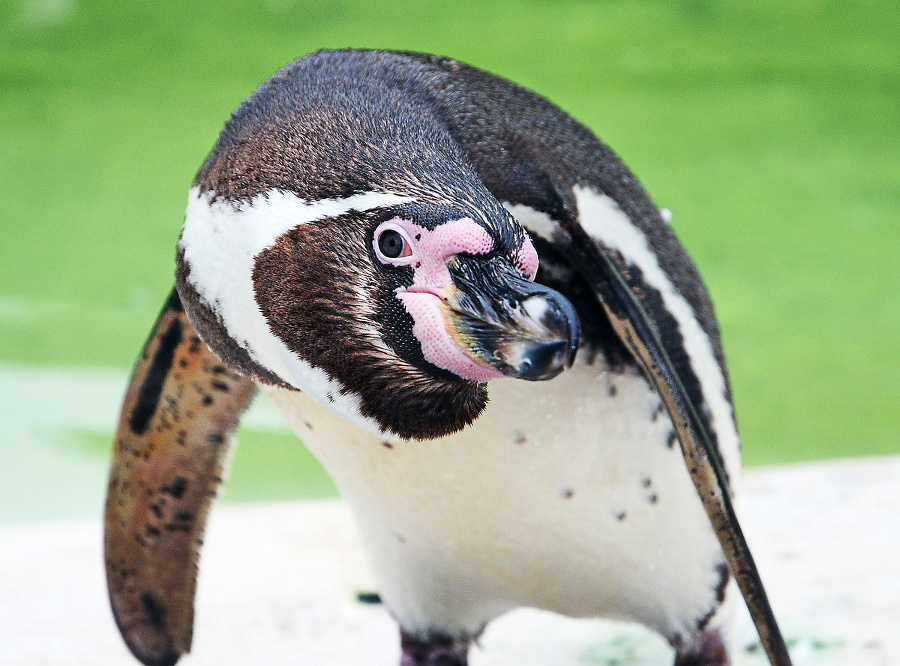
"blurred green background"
1,0,897,523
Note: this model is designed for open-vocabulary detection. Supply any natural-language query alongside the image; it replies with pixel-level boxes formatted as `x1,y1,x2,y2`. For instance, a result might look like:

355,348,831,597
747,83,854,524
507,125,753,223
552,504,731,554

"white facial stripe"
179,186,415,436
182,188,415,260
571,185,741,479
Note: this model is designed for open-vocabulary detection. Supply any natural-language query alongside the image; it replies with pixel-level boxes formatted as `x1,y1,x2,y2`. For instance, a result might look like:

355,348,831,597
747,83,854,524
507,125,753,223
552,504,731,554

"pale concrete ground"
1,456,898,666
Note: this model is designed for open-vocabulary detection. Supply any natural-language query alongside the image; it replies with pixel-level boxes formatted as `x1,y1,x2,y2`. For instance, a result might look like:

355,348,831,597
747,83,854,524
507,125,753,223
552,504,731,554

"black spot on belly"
562,488,574,499
666,430,677,449
304,421,314,430
356,591,382,604
512,431,527,444
648,493,659,504
616,512,627,521
642,478,652,488
607,384,617,397
381,440,393,449
129,317,182,435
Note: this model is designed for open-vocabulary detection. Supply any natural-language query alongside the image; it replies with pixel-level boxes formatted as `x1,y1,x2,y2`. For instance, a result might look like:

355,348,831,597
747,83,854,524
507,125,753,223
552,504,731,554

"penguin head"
173,66,579,440
177,188,578,440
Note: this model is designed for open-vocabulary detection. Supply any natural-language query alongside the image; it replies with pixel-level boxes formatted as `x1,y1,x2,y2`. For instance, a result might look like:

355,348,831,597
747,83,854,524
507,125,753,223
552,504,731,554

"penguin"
104,49,791,666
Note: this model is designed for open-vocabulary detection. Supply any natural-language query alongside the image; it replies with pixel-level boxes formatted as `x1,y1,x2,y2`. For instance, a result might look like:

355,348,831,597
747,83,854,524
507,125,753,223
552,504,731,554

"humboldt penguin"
104,49,791,666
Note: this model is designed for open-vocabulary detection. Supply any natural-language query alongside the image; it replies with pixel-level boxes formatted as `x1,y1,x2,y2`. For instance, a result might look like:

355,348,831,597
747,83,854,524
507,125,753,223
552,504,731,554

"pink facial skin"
373,216,537,382
513,241,539,281
396,290,504,382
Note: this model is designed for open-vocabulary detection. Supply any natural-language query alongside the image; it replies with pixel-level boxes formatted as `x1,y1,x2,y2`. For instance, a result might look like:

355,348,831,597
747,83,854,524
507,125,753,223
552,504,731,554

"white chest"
261,358,737,642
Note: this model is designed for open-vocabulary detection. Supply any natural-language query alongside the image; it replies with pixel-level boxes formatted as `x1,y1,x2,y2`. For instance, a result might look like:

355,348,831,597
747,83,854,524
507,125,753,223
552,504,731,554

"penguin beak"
443,254,581,381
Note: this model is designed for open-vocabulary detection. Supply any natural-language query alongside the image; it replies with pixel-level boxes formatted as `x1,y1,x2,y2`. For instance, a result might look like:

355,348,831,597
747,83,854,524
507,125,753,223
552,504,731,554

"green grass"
221,430,338,502
1,0,897,517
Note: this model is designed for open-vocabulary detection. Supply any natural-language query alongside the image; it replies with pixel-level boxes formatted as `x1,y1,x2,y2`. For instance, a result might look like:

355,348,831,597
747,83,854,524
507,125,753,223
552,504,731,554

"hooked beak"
443,254,580,381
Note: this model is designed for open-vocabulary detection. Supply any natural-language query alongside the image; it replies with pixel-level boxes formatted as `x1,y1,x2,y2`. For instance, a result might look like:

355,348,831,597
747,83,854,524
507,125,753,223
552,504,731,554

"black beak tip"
566,317,580,368
552,291,581,369
511,344,566,381
512,302,580,381
447,261,581,382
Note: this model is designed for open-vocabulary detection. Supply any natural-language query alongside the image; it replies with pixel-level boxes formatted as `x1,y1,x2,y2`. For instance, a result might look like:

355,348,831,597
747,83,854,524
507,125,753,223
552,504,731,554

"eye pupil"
378,229,405,259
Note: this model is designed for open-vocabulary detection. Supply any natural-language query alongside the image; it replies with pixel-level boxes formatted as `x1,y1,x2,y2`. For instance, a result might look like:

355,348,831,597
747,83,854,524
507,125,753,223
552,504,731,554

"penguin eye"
379,230,406,258
373,222,415,265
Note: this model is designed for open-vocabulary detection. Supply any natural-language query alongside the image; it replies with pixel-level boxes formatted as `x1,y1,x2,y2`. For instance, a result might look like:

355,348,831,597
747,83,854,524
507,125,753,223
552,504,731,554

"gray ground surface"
1,456,898,665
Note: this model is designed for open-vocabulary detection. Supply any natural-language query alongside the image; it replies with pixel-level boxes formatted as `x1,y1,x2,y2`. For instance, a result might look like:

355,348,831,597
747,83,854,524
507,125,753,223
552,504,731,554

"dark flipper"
560,221,791,666
104,288,256,665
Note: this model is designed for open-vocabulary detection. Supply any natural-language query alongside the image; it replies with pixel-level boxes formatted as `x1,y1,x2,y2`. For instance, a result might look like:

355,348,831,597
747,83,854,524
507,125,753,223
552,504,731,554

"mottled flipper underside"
104,289,256,666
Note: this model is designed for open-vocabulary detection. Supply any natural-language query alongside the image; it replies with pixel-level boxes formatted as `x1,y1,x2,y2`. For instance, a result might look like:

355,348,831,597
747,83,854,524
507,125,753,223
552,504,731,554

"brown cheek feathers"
253,220,489,439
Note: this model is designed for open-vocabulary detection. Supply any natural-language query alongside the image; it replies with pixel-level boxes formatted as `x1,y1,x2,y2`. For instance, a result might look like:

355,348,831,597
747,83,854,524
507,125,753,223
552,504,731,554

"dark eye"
378,229,406,259
372,221,415,265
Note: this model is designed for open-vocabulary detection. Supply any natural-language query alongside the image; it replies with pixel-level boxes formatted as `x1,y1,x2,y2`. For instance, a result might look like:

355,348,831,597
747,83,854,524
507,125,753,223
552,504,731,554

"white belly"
261,358,737,643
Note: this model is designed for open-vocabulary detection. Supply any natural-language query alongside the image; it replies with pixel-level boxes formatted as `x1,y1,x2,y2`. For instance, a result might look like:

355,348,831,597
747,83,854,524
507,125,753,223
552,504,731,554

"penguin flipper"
561,222,792,666
104,288,256,666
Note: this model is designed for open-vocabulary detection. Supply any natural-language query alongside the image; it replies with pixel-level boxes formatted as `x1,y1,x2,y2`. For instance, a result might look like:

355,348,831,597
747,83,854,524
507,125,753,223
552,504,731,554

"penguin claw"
674,628,731,666
400,632,470,666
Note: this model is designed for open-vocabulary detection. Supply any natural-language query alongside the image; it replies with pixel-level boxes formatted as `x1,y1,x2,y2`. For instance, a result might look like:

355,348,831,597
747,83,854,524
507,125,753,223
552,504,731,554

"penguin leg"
400,632,469,666
673,628,730,666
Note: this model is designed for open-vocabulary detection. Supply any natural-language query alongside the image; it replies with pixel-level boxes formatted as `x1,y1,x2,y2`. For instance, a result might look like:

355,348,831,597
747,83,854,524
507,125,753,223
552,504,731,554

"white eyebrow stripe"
571,185,741,480
182,187,416,259
178,186,415,436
